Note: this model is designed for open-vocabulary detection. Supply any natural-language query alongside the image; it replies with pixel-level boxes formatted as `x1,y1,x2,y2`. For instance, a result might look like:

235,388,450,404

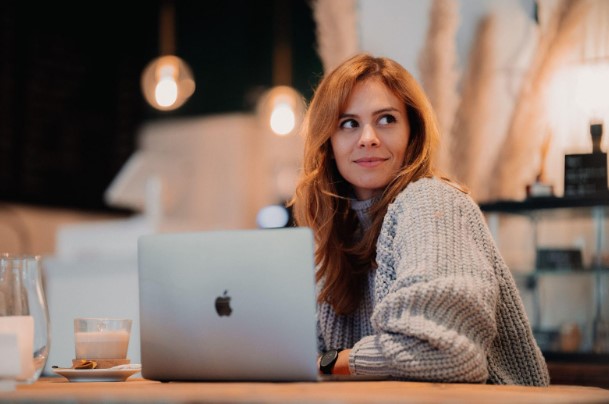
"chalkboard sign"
536,248,584,270
564,152,608,197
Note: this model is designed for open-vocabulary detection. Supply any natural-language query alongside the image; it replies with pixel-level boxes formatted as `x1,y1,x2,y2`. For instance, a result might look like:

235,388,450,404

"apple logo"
215,290,232,317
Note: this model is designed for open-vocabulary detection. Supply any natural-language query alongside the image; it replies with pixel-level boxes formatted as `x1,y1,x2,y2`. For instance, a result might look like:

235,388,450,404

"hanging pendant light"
257,0,304,136
141,55,195,111
141,0,195,111
258,85,304,136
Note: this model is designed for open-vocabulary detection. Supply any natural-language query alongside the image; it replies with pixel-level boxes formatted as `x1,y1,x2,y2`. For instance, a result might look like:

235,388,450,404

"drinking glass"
0,254,50,383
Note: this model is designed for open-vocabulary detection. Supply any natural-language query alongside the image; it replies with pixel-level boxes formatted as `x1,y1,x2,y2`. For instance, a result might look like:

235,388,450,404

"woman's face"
330,78,410,200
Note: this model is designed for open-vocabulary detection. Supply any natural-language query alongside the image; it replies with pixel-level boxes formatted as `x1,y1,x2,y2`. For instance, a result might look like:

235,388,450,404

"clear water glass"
0,254,50,384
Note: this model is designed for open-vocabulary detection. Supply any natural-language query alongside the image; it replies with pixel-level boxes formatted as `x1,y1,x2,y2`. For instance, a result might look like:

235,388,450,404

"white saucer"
53,367,140,382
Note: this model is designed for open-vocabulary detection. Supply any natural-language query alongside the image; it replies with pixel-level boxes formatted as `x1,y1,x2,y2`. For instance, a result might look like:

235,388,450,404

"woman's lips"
354,157,388,168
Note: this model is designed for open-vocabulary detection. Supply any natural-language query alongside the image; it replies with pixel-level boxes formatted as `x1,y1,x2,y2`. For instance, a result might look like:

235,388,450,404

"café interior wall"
0,110,301,256
0,204,122,256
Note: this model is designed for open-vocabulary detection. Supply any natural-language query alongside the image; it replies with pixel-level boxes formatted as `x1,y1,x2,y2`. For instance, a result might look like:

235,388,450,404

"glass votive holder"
73,318,132,369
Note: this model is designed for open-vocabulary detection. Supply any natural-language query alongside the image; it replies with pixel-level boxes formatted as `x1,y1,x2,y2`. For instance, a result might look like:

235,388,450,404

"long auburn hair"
291,53,441,315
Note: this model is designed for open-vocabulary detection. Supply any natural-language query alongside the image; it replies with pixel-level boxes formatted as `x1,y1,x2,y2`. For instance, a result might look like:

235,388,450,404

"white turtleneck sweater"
316,177,550,386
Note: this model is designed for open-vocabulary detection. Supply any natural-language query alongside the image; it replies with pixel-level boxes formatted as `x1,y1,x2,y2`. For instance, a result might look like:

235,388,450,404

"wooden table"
2,378,609,404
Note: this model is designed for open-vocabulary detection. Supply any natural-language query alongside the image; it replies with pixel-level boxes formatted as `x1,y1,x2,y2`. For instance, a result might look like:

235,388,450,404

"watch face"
320,350,339,367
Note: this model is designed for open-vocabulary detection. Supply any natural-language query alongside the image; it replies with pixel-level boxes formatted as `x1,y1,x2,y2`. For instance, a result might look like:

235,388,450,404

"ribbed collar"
350,196,380,231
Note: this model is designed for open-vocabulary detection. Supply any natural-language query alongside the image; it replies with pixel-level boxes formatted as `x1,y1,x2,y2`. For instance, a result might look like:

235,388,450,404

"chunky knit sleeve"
349,178,548,384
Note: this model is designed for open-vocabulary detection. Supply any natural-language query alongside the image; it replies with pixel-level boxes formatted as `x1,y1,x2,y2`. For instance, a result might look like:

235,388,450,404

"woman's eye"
378,114,396,125
339,119,358,129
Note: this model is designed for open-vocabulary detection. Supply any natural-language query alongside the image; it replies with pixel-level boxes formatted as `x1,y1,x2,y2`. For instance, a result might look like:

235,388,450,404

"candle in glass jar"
0,316,34,380
74,330,130,359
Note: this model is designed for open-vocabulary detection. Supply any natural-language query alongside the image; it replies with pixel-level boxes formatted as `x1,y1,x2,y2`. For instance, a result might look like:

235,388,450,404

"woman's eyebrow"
373,107,401,115
339,107,401,119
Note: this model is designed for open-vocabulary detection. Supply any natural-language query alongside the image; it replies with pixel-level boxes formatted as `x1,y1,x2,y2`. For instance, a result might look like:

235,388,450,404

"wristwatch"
319,349,343,375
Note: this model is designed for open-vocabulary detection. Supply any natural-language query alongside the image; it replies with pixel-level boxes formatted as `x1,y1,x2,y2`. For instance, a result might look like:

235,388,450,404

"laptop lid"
137,227,318,382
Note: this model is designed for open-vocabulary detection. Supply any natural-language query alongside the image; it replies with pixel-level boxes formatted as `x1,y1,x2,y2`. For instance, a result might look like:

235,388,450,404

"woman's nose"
358,124,380,147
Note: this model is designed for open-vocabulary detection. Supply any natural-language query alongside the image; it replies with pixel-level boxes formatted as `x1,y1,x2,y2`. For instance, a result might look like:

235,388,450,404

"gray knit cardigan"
317,177,550,385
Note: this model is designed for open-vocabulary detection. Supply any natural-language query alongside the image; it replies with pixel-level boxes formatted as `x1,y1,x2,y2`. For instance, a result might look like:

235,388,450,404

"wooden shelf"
543,351,609,388
481,194,609,211
480,195,609,215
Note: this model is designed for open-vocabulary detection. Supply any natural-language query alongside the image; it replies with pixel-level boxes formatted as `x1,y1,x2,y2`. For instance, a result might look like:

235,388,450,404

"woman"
290,53,549,385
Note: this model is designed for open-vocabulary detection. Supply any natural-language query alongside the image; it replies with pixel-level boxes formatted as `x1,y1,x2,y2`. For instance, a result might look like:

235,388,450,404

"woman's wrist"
332,349,352,375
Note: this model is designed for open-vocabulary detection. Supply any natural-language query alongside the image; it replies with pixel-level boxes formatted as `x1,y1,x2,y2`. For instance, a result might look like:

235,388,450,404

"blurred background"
1,0,609,384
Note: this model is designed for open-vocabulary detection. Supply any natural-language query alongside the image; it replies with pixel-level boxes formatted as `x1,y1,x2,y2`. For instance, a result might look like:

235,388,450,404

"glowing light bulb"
155,77,178,107
257,86,304,136
141,55,195,111
270,102,296,135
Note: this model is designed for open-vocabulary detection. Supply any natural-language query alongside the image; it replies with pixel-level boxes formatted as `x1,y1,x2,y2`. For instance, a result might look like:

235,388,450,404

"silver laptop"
137,227,319,382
